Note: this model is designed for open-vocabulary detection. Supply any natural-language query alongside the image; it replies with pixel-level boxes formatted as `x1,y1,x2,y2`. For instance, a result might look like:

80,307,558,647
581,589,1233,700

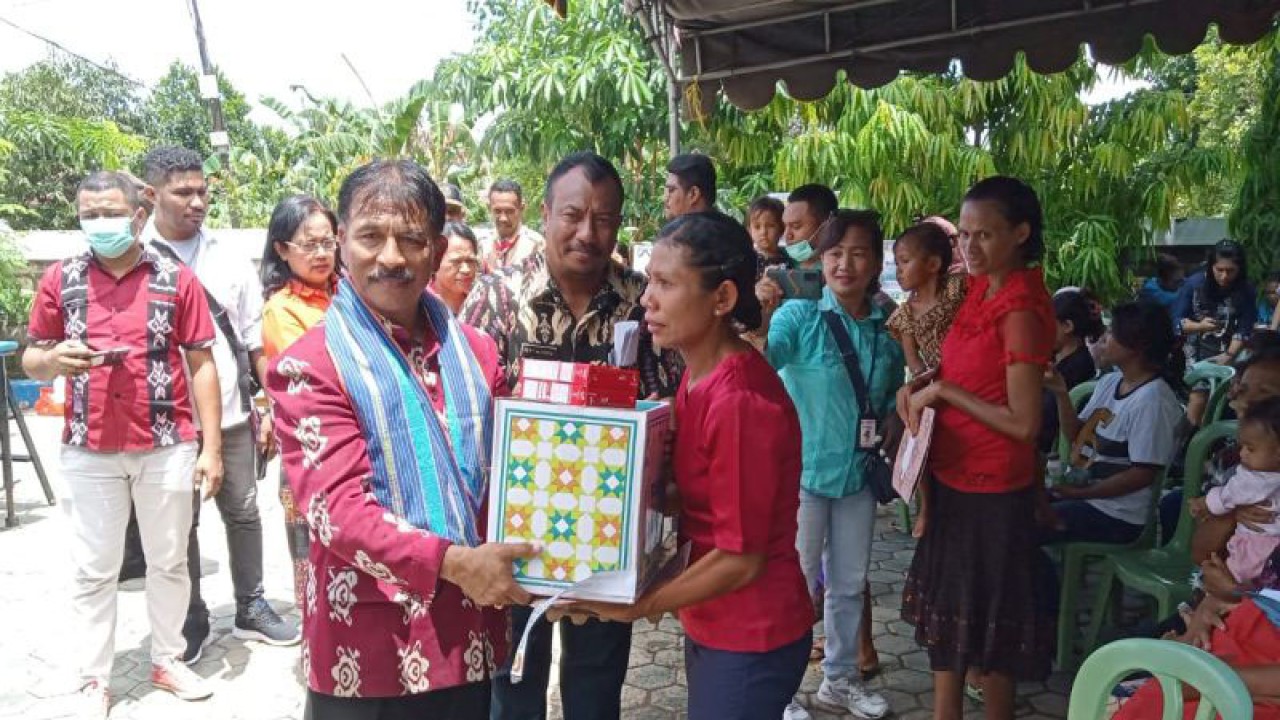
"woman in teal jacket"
757,209,904,720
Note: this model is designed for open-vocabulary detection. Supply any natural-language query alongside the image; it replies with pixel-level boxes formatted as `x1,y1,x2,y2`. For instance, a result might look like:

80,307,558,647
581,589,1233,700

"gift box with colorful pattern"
487,398,676,603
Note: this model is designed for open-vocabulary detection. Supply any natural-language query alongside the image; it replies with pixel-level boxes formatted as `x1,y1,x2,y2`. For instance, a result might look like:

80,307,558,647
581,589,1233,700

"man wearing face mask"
772,185,896,310
781,184,839,269
463,152,684,720
23,171,224,714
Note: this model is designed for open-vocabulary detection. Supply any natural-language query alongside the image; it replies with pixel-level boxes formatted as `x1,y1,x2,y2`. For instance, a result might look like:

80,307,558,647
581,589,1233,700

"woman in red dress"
900,176,1057,720
573,210,814,720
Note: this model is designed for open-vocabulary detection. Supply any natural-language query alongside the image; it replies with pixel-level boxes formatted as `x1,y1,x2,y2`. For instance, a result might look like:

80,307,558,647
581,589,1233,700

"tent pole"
627,0,681,154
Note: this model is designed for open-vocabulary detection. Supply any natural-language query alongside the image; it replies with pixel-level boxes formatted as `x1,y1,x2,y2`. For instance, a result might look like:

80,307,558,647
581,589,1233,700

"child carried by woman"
886,222,967,376
1191,395,1280,583
886,221,967,538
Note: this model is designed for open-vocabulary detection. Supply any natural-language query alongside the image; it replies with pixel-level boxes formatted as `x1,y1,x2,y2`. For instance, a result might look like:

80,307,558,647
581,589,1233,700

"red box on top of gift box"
517,360,639,409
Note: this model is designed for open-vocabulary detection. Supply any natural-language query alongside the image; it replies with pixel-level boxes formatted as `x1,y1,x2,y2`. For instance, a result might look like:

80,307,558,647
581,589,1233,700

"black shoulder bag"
150,240,269,478
821,310,898,504
149,240,262,411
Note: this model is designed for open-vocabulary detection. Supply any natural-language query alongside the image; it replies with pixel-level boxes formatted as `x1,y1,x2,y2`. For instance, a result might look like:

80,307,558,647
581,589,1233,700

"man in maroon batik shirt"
268,159,536,719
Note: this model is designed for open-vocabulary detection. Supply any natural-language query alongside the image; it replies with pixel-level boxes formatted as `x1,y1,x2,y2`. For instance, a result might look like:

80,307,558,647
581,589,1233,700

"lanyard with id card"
858,418,880,450
823,310,900,504
820,310,881,449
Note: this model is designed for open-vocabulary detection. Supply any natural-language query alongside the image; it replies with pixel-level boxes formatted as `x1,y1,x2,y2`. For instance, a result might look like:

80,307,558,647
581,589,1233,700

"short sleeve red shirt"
26,252,215,452
673,350,814,652
930,269,1054,493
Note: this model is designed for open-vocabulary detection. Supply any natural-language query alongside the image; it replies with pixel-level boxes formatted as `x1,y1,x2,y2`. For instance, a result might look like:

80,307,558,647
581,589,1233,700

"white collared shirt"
476,225,545,273
142,218,264,429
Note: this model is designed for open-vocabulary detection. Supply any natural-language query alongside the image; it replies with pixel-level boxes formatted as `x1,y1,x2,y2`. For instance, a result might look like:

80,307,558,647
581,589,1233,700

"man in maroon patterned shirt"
23,171,224,716
268,159,537,719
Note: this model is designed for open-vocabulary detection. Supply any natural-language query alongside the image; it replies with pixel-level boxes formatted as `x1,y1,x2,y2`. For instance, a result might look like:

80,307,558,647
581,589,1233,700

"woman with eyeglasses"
261,195,341,358
259,194,341,610
432,221,482,314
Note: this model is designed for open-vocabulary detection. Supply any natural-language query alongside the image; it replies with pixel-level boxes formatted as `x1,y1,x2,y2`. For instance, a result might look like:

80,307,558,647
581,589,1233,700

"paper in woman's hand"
892,407,935,502
611,321,640,367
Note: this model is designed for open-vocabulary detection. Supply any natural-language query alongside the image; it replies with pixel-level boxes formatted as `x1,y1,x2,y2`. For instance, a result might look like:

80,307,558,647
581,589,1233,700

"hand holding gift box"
441,541,541,608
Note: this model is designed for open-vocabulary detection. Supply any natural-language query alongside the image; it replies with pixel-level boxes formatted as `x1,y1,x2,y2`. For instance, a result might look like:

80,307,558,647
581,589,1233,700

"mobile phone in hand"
89,347,130,367
764,267,823,300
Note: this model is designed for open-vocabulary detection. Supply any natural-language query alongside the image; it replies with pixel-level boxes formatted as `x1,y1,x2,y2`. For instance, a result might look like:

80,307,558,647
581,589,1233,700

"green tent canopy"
620,0,1280,112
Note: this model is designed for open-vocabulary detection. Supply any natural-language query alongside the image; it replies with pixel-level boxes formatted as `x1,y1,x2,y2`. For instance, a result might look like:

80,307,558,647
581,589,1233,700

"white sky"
0,0,476,122
0,0,1146,122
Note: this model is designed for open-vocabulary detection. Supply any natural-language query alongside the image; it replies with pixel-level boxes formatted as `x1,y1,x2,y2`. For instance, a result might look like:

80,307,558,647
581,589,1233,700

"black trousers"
490,605,632,720
306,682,491,720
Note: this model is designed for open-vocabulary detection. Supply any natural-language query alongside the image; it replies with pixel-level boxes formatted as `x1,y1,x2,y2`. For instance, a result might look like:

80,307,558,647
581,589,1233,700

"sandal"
965,683,985,703
809,636,826,661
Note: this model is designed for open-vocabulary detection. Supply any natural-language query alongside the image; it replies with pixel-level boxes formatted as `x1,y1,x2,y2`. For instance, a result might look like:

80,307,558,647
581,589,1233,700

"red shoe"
75,679,109,720
150,659,213,701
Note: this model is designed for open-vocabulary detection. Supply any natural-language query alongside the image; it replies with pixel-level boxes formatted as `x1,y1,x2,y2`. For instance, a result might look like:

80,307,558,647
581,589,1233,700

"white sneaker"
783,698,812,720
816,676,890,719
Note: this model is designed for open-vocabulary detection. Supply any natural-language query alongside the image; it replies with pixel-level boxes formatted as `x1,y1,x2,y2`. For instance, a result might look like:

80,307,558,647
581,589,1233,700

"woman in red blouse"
572,211,814,720
900,177,1057,720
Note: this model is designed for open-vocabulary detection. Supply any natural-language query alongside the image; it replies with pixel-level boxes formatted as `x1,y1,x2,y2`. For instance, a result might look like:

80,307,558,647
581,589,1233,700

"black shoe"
233,598,300,646
181,610,211,665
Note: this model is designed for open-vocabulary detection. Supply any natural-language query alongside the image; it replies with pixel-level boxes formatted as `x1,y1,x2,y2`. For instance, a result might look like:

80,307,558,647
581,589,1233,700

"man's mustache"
368,268,416,283
565,243,600,256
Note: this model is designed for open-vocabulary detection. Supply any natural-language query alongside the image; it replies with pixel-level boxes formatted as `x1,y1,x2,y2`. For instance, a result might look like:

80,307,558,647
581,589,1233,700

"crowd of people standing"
21,144,1280,720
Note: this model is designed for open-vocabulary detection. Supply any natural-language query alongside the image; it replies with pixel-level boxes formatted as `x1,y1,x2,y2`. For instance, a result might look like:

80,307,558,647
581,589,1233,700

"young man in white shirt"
136,146,299,661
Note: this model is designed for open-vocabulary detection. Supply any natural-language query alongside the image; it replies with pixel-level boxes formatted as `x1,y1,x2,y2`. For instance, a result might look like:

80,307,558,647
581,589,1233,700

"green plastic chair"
1052,466,1165,669
1050,378,1163,670
1069,638,1252,720
1083,421,1238,655
896,497,912,533
1185,362,1236,425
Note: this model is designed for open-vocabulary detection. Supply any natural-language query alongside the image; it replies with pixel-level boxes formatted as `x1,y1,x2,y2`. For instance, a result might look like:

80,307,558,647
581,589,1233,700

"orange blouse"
262,279,334,360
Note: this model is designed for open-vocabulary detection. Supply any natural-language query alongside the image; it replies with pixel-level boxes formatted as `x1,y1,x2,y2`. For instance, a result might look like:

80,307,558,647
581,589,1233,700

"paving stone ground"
1,414,1073,719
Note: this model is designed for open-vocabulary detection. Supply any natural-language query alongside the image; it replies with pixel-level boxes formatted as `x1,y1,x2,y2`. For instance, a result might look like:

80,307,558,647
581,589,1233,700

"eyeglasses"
287,238,338,255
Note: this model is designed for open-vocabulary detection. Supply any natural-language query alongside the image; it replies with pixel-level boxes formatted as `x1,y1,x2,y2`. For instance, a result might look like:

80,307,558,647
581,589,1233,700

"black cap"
444,183,465,210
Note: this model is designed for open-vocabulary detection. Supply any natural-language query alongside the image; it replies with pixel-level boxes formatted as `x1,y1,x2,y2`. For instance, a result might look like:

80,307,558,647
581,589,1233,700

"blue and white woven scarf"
325,280,492,546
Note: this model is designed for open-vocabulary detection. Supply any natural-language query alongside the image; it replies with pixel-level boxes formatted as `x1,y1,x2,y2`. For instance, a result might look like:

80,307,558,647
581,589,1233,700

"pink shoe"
150,659,213,701
75,679,109,720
